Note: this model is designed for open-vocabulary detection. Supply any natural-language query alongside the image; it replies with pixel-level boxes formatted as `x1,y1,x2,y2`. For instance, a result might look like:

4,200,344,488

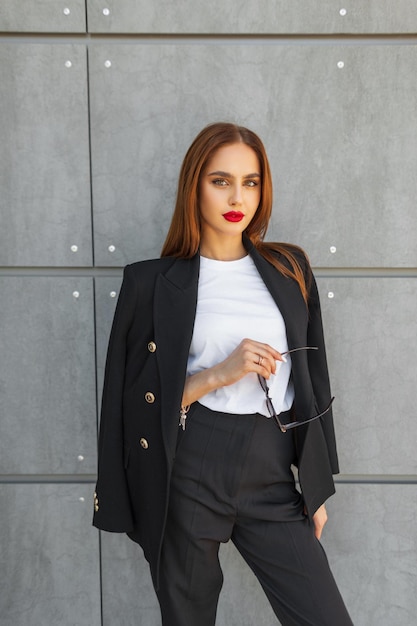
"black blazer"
93,240,339,587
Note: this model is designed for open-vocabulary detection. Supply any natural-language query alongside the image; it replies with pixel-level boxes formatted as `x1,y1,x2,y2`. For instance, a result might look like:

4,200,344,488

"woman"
93,122,353,625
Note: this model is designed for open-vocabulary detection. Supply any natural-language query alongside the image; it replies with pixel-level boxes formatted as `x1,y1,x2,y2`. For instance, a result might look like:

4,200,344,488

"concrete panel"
0,484,101,626
217,544,277,625
317,277,417,475
100,533,160,626
100,484,417,625
0,278,96,475
87,0,417,34
323,483,417,626
0,0,86,32
89,44,417,267
95,276,122,410
0,44,91,266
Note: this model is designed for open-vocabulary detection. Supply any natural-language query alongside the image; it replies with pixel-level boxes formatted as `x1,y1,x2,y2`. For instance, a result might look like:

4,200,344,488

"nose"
229,185,243,206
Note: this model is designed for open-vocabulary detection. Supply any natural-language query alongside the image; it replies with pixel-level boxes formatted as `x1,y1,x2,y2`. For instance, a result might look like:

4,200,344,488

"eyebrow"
206,170,261,178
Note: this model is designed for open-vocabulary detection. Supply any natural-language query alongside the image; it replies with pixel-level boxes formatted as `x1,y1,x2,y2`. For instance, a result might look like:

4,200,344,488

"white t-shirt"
187,255,294,416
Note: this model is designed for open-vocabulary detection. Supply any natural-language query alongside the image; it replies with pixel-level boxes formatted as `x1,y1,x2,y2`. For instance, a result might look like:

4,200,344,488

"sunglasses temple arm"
280,397,335,431
276,417,288,433
281,346,319,356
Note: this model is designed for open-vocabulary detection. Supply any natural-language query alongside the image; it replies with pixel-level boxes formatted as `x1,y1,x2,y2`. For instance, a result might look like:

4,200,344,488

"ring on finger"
258,355,263,366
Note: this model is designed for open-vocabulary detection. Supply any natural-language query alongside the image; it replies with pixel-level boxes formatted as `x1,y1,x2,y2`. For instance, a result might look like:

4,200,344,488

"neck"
199,236,247,261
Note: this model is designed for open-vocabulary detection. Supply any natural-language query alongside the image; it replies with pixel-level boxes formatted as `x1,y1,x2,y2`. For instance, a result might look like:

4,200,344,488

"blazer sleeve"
306,268,340,474
92,265,137,532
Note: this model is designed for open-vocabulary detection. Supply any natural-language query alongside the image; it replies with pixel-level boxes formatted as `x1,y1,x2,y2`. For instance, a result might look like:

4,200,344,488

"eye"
212,178,228,187
244,179,259,188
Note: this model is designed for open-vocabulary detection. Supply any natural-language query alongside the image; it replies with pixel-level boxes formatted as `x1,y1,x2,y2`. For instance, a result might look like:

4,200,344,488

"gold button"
140,437,149,450
145,391,155,403
94,504,99,512
147,341,157,353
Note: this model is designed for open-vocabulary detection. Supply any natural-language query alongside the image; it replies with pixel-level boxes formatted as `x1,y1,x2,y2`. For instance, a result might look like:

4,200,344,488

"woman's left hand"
312,504,328,540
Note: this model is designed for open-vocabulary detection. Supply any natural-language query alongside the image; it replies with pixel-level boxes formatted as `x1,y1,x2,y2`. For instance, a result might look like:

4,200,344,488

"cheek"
200,185,219,213
198,193,214,224
198,188,209,214
251,189,261,211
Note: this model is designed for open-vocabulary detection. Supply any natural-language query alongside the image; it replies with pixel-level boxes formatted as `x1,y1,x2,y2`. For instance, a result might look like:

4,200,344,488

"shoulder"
264,241,311,272
265,240,307,257
123,255,199,292
117,257,178,298
262,241,315,303
124,256,177,279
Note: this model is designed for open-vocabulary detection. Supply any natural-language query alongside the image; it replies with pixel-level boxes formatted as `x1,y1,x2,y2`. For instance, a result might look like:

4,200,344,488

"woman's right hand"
214,338,284,387
181,338,285,407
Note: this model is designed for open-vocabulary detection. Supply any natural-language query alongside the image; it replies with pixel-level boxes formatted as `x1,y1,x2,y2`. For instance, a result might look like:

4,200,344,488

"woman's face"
198,142,261,248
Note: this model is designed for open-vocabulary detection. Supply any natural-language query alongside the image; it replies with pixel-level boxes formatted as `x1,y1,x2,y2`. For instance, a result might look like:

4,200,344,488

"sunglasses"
257,347,334,433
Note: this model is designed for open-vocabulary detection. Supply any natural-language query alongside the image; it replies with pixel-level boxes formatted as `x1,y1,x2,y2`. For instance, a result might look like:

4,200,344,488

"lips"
223,211,244,222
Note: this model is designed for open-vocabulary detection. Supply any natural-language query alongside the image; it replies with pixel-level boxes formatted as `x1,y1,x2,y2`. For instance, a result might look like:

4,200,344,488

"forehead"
205,142,260,173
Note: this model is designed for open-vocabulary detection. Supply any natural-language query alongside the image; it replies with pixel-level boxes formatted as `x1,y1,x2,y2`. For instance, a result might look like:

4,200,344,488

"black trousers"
156,403,353,626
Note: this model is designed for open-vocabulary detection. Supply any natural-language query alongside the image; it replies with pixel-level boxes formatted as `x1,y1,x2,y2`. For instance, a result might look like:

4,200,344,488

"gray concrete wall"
1,2,416,624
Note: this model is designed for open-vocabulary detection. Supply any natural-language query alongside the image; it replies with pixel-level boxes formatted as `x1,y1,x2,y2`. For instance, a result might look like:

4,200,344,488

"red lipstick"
223,211,244,222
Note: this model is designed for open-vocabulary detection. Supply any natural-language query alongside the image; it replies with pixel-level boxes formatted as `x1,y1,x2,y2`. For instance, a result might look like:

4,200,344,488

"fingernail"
281,355,287,363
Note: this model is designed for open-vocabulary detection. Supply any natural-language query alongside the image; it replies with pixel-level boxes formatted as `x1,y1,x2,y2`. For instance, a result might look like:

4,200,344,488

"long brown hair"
161,122,309,302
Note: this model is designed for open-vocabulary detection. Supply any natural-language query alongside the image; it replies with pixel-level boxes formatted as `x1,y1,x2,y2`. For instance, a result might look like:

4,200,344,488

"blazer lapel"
154,255,200,462
247,243,308,350
247,242,316,422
